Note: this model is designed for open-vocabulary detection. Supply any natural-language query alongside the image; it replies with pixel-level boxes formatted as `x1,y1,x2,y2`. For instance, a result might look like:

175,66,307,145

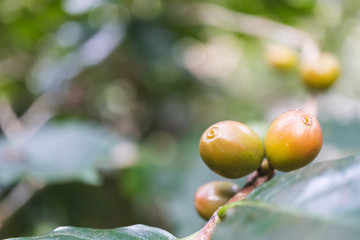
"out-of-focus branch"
0,93,55,146
0,96,25,143
21,94,54,128
19,94,56,143
0,93,56,226
0,179,44,228
181,3,320,63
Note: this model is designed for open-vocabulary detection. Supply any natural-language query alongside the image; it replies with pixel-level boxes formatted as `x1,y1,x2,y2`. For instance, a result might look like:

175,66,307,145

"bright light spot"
1,0,22,12
0,0,22,23
105,81,136,116
208,194,221,201
62,0,103,15
54,226,69,232
295,175,335,203
110,142,138,168
79,24,125,66
183,35,241,85
56,22,83,47
28,54,82,93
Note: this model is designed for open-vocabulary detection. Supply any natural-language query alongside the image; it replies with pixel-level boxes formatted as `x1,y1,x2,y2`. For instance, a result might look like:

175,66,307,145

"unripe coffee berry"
194,181,239,220
264,110,323,172
265,44,298,70
301,53,340,90
199,121,264,179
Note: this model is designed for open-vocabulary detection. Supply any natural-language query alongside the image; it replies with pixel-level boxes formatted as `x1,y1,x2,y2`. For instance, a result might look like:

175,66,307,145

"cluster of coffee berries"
195,110,323,219
199,110,322,177
265,44,340,91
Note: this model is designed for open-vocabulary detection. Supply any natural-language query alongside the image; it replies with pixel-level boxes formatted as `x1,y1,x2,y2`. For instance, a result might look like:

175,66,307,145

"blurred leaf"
6,224,176,240
321,119,360,153
213,155,360,240
0,122,121,186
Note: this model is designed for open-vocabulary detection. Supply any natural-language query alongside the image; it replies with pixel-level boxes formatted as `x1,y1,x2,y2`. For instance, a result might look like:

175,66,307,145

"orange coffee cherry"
265,110,323,172
265,44,298,70
194,181,239,220
301,53,340,90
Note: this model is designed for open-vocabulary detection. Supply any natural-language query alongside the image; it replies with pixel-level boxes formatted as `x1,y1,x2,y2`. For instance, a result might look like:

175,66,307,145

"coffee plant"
0,1,359,240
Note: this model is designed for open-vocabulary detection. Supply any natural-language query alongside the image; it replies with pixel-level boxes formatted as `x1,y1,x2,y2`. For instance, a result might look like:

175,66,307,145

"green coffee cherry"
265,44,298,70
301,53,340,90
264,110,323,172
199,121,264,179
194,181,239,220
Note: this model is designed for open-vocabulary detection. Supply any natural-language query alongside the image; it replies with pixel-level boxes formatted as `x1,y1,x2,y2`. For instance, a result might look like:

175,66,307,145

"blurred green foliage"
0,0,360,239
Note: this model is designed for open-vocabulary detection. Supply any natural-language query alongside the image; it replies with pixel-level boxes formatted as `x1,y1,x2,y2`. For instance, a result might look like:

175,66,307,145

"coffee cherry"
199,121,264,179
301,53,340,90
264,110,323,172
194,181,239,220
265,44,298,70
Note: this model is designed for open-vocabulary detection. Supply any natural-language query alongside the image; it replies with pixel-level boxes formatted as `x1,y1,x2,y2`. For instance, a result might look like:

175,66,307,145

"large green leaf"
213,155,360,240
6,224,176,240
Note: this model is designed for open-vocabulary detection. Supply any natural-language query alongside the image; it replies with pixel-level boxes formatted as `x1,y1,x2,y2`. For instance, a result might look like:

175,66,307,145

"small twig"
20,94,55,129
194,159,275,240
194,213,221,240
0,93,55,146
229,166,275,203
0,179,44,228
18,93,56,144
180,3,320,63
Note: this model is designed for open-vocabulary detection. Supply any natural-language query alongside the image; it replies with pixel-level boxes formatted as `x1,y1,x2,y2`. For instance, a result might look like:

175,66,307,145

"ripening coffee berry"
199,121,264,179
265,44,298,70
194,181,239,220
264,110,323,172
301,53,340,90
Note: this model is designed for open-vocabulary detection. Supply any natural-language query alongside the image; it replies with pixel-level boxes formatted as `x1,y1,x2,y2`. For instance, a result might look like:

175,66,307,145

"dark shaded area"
0,174,171,239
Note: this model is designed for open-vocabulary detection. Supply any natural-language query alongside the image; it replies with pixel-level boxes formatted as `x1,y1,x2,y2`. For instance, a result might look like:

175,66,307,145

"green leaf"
213,155,360,240
5,224,176,240
0,122,122,186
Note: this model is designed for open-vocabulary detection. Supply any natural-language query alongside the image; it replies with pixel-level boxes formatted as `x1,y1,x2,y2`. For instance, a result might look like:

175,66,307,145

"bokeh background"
0,0,359,238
